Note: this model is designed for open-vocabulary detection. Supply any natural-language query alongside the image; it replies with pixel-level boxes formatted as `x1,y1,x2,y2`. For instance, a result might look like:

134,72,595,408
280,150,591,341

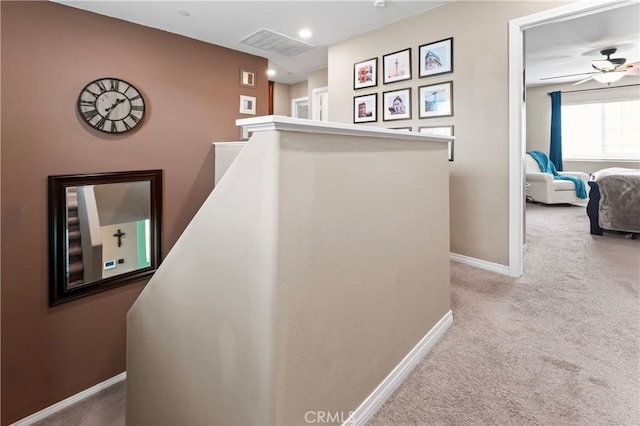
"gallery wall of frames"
352,37,455,161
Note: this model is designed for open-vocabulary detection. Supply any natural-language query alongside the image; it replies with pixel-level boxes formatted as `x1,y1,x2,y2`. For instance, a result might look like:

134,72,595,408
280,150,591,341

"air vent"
240,28,315,57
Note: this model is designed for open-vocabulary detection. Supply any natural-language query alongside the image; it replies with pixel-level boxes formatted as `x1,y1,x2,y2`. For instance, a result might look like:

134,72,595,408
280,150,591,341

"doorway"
312,86,329,121
508,0,630,277
292,97,309,119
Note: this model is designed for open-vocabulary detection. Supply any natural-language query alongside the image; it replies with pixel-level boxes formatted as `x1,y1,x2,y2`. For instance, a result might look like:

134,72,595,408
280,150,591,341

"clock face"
77,78,145,133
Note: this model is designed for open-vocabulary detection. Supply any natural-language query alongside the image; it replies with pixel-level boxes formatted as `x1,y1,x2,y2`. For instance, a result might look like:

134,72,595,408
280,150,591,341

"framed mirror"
48,170,162,305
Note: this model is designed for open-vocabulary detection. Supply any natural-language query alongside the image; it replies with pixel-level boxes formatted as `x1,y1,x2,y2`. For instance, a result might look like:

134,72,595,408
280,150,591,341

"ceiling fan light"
593,71,626,84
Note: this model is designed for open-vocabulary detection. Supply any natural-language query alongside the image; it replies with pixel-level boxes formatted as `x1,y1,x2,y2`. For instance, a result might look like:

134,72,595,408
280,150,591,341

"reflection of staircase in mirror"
67,188,84,288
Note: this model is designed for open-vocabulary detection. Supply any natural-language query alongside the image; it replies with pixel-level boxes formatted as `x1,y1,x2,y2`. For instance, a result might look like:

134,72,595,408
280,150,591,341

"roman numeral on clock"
96,80,108,93
82,109,99,121
95,116,106,130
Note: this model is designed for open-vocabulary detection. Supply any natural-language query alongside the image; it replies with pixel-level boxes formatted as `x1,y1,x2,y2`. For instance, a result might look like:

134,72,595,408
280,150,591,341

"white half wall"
127,117,452,425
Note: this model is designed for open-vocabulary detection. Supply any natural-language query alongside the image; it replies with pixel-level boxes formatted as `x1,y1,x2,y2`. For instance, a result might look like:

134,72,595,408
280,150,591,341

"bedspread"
591,168,640,233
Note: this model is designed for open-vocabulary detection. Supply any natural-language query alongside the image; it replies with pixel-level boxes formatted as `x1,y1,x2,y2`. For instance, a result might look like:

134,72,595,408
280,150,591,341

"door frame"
312,86,329,121
507,0,634,277
291,96,309,119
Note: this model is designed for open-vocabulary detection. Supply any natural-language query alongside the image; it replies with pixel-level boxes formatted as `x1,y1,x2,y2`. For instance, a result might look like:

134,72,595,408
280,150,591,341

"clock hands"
105,98,126,118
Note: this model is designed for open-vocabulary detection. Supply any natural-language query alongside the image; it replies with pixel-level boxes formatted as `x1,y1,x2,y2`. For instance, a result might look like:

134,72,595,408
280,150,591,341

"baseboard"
10,372,126,426
450,252,510,275
344,310,453,425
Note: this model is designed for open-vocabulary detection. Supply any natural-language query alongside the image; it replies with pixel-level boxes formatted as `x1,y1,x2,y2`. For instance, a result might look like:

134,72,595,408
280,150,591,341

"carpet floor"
370,202,639,425
33,203,639,425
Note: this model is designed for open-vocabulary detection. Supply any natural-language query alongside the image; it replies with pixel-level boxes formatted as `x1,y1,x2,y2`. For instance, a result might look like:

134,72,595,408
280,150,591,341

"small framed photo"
419,38,453,78
354,57,378,90
239,95,256,115
383,48,411,84
383,88,411,121
240,69,256,88
353,93,377,123
419,125,455,161
418,81,453,119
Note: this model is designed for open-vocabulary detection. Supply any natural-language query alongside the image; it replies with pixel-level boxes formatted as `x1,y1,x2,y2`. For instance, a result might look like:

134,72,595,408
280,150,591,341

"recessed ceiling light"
298,29,312,39
267,69,276,77
178,10,191,17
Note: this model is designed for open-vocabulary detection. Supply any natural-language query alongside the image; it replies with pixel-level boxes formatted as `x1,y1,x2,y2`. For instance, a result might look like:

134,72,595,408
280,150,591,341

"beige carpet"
33,203,639,425
370,202,639,425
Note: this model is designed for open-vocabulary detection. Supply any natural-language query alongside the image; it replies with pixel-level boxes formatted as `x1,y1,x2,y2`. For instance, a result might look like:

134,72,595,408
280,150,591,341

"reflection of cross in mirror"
113,229,126,247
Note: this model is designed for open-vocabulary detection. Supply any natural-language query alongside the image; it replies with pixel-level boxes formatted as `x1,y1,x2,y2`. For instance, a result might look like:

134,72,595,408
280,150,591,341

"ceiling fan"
541,48,640,86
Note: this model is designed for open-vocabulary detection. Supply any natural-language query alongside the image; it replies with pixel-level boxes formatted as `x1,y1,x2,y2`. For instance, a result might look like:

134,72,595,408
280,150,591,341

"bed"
586,168,640,236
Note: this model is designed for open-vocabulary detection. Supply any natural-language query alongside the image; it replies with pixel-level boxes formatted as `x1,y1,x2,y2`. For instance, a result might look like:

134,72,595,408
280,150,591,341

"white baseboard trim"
10,372,126,426
344,310,453,425
450,252,510,275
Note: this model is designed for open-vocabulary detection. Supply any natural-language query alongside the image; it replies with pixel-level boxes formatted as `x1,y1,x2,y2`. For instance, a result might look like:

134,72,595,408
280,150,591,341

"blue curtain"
549,91,563,171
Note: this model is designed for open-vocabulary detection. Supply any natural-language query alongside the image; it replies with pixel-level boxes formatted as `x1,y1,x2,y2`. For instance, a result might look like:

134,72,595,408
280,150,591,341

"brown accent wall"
0,1,267,423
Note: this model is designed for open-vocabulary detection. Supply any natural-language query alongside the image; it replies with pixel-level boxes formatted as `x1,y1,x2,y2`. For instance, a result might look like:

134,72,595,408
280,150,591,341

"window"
562,99,640,160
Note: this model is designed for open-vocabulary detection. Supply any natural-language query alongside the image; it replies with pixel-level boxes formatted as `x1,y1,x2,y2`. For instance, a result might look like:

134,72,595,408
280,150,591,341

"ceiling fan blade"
573,75,595,86
621,61,640,75
540,71,597,80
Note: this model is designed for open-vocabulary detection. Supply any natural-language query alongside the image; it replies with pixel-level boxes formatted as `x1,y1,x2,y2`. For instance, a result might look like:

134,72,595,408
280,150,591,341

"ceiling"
54,1,640,87
525,2,640,87
53,0,447,84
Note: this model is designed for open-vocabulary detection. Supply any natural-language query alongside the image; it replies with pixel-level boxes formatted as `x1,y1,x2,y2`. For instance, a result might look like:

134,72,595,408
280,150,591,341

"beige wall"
273,82,292,116
328,1,566,266
0,2,267,424
274,70,328,118
308,68,328,94
526,78,640,174
290,81,309,101
127,121,451,425
274,130,450,424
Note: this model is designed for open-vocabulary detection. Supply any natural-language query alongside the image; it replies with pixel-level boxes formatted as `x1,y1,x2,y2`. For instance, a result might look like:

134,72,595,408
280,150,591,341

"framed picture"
353,93,377,123
383,88,411,121
419,37,453,78
354,57,378,90
419,125,454,161
418,81,453,118
239,95,256,115
383,48,411,84
390,127,412,131
240,69,256,88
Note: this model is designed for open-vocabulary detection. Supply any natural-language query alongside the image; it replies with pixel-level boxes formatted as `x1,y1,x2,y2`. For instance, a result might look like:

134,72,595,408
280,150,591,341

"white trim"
508,18,525,278
344,310,453,425
10,372,126,426
450,253,510,276
236,116,452,144
507,0,636,278
211,141,247,147
291,96,309,119
311,86,329,121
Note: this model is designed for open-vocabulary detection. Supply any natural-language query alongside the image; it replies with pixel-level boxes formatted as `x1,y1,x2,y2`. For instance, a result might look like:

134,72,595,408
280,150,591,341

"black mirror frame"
48,170,163,306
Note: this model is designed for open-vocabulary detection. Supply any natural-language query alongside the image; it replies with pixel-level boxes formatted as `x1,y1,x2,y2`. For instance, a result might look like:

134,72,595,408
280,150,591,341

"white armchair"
525,153,589,204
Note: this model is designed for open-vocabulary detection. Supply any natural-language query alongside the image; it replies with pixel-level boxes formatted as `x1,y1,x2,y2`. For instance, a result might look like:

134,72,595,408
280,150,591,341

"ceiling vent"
240,28,315,57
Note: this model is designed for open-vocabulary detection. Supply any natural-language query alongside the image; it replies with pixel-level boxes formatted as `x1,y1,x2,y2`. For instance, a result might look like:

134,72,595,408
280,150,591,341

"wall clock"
77,77,145,133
